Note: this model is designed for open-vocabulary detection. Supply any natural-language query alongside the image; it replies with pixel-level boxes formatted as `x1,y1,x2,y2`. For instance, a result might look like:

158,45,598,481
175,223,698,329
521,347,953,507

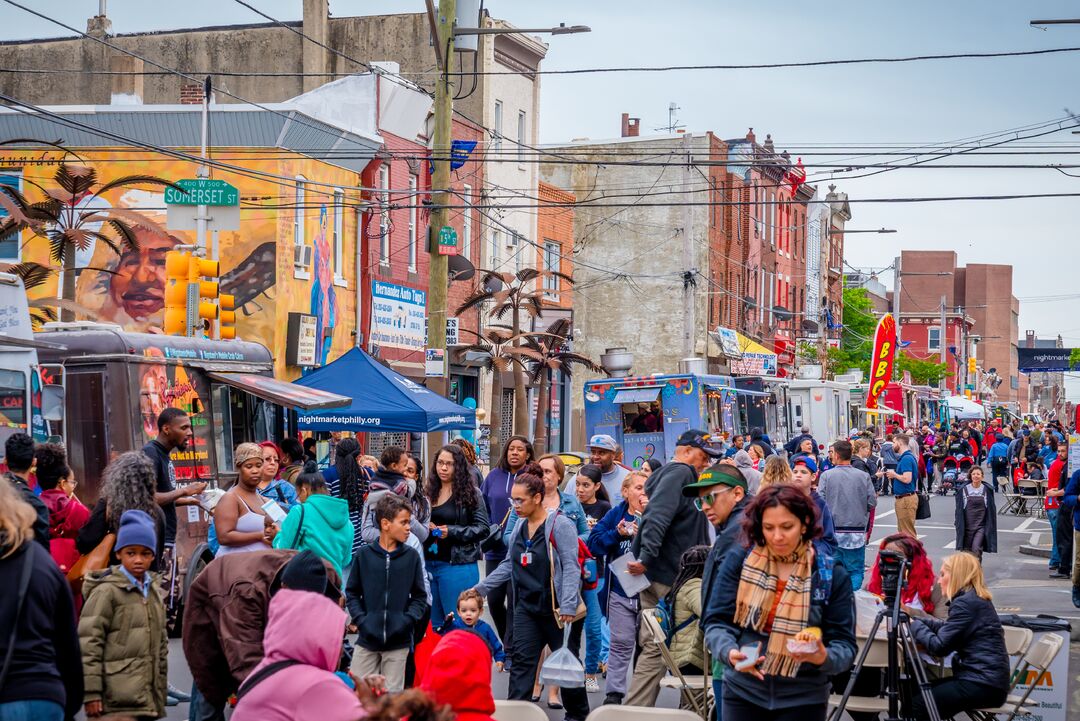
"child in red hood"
35,443,90,575
421,630,497,721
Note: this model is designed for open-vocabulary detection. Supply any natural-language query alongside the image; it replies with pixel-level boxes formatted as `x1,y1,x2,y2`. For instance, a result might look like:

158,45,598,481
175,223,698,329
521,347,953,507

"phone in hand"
735,642,762,671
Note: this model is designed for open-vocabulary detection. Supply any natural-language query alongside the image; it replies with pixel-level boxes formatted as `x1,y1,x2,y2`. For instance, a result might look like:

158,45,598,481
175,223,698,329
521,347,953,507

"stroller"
938,456,961,495
956,457,974,492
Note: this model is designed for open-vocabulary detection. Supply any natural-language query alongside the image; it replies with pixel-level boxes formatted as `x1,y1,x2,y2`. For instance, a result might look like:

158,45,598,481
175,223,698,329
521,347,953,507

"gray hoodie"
733,450,763,495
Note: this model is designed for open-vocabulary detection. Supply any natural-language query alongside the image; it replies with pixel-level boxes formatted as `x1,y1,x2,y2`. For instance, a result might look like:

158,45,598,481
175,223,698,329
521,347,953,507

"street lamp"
454,23,591,36
827,228,897,234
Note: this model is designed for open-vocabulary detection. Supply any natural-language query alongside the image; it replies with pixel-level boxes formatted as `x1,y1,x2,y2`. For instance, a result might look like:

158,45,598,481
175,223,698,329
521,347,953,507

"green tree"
1070,348,1080,370
797,285,878,377
894,352,951,386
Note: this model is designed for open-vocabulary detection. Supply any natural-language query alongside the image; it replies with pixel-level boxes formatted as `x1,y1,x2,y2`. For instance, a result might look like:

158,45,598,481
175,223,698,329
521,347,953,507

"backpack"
652,596,696,646
547,513,598,591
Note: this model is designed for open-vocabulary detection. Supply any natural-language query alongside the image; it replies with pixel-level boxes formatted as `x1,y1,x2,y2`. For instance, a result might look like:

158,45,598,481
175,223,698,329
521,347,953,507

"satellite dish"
448,254,475,283
741,295,757,307
801,319,819,332
482,274,504,293
772,305,792,320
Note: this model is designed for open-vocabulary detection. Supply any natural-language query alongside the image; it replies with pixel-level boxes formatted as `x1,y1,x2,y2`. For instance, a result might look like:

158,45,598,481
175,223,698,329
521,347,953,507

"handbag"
67,532,116,598
547,517,588,628
480,507,512,553
915,491,932,520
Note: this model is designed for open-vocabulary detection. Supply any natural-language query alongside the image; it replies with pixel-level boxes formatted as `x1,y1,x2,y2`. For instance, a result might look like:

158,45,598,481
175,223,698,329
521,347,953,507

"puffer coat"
78,566,168,718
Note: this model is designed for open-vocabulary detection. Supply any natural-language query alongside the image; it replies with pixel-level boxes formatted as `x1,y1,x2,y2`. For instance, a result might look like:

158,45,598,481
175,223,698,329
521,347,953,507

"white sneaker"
585,675,600,693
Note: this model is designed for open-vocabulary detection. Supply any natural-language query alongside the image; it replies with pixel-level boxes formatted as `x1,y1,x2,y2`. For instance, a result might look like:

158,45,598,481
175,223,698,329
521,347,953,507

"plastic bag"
540,626,585,688
854,590,886,639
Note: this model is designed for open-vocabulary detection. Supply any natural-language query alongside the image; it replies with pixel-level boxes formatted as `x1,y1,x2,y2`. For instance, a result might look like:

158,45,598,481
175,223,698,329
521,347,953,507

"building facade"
1024,331,1067,421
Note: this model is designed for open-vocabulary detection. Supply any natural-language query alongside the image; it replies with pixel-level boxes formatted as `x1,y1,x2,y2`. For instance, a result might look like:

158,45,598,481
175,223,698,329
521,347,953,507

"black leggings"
723,693,825,721
912,677,1006,720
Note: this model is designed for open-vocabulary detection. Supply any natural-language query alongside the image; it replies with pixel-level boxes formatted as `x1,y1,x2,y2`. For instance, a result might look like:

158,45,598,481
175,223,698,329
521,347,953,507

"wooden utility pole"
425,0,456,464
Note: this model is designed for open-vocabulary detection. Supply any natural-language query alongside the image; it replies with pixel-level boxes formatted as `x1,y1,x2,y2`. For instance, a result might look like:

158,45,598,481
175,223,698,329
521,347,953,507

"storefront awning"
711,328,778,376
207,372,352,411
612,386,663,405
735,388,771,397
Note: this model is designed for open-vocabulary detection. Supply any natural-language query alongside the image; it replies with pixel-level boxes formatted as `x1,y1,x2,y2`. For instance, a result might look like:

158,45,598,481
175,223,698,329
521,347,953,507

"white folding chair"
587,706,701,721
827,637,895,719
1016,479,1040,515
492,700,549,721
640,610,712,719
972,633,1064,721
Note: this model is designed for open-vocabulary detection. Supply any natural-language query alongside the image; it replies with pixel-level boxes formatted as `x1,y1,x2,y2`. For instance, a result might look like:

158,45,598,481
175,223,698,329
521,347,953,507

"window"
766,193,775,248
517,111,526,161
462,184,473,259
490,228,501,268
927,327,942,352
511,232,522,273
332,189,344,283
543,241,560,297
407,174,418,272
293,176,306,249
493,100,503,151
379,165,390,266
0,172,22,261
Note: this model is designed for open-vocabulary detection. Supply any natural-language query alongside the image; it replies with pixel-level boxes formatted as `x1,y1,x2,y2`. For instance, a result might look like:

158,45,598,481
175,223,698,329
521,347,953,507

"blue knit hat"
116,509,157,553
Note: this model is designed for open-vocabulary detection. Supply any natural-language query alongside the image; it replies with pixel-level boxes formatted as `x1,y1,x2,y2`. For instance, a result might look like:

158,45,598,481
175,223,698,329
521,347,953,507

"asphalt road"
153,492,1080,720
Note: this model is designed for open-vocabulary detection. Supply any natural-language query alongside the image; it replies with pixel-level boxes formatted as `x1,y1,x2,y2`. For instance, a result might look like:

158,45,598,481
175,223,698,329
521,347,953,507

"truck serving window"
0,368,25,444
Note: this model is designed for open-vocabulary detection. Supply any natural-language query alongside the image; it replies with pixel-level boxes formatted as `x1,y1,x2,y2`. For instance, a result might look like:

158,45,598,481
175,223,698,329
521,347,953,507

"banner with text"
370,280,427,351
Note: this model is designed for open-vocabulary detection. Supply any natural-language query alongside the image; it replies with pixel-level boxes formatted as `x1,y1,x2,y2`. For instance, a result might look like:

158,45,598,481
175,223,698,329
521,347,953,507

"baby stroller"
956,457,974,492
939,456,960,495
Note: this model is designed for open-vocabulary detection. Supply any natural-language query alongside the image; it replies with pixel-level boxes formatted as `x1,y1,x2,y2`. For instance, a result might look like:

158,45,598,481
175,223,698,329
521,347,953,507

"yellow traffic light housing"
967,357,977,375
163,250,190,336
219,293,236,340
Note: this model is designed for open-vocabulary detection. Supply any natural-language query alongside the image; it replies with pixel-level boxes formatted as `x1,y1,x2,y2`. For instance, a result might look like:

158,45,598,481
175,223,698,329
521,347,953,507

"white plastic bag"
854,590,887,639
540,626,585,688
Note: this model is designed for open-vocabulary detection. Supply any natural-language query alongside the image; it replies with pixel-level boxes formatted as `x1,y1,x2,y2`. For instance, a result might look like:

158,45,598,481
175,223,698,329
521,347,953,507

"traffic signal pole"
425,0,456,465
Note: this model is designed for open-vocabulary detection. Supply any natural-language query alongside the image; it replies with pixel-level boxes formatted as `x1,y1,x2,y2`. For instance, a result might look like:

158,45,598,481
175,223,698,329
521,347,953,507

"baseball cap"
790,454,818,474
676,429,724,458
683,465,748,496
588,434,618,452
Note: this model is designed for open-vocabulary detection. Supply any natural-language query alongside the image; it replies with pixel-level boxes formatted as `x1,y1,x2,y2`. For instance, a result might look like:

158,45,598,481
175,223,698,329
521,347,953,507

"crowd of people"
0,408,1063,721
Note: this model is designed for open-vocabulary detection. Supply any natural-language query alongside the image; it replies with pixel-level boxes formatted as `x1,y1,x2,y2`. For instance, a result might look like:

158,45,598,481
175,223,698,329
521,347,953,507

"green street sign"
164,179,239,207
438,225,458,246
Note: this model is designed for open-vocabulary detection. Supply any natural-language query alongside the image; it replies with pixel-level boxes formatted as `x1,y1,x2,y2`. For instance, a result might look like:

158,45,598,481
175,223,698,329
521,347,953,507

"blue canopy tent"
293,347,476,432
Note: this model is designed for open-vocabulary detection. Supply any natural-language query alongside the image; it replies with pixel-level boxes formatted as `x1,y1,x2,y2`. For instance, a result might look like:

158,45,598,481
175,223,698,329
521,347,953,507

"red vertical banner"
866,313,897,409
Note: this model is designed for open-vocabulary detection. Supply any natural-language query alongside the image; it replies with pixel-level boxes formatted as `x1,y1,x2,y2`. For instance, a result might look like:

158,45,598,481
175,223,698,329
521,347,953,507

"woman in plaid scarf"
702,485,857,721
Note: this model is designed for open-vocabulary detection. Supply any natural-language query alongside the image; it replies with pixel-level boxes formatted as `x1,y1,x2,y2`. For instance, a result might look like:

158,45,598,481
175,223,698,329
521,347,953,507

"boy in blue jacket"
436,588,505,670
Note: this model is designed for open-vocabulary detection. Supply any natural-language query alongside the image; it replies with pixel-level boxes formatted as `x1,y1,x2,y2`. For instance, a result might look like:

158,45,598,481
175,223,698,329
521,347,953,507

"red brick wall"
536,181,575,310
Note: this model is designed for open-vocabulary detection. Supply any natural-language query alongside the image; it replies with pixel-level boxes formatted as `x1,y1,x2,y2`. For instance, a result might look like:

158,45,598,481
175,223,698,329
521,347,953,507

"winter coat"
588,501,637,601
40,488,90,574
953,483,998,553
7,473,49,551
911,589,1010,690
0,541,82,719
420,630,497,721
259,477,300,513
703,540,856,710
231,590,362,721
632,461,710,586
78,566,168,718
182,549,340,708
504,490,589,543
701,497,750,613
360,473,430,546
426,486,490,565
668,577,704,671
437,615,505,663
481,467,523,560
478,509,581,617
345,542,428,652
272,494,354,577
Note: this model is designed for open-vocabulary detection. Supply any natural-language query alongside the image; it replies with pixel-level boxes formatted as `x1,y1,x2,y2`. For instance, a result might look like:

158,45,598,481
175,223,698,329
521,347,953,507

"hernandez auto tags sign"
370,281,426,351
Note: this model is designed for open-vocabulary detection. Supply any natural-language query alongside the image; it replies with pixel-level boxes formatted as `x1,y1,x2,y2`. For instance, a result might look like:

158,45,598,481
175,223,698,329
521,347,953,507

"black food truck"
36,321,350,629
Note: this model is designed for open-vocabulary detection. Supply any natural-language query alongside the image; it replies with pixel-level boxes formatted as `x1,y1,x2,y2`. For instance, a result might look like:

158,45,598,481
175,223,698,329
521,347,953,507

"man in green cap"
693,465,751,715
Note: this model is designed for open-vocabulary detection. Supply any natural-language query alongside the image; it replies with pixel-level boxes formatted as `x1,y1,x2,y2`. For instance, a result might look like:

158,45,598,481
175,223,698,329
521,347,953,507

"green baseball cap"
682,464,748,496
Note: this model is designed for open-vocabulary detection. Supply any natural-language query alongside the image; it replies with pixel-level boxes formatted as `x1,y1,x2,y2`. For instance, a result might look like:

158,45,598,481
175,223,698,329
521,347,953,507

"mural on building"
310,206,337,366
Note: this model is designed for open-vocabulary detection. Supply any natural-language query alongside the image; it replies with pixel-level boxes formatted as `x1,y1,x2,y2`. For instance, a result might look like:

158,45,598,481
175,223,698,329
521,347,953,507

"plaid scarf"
733,542,815,677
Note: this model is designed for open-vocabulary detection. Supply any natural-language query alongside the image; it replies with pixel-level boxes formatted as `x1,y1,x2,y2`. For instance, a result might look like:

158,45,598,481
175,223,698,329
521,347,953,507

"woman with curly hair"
322,437,371,560
35,443,89,574
76,452,166,569
425,444,490,622
452,437,484,487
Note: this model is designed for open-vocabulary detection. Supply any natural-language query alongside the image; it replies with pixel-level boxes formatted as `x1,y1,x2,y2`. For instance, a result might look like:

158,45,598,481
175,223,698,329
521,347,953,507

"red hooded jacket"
421,631,496,721
39,489,90,574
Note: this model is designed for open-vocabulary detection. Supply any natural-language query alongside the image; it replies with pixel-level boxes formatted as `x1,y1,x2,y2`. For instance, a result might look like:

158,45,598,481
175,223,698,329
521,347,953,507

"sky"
3,0,1080,399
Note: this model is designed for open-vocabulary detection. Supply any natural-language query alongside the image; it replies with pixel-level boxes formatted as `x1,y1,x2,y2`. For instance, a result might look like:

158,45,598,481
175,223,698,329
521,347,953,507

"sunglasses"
694,486,733,511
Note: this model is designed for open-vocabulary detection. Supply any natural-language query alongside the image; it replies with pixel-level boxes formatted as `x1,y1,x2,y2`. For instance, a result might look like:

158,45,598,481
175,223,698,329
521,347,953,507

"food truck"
733,376,791,449
583,372,742,468
786,378,852,448
35,321,350,628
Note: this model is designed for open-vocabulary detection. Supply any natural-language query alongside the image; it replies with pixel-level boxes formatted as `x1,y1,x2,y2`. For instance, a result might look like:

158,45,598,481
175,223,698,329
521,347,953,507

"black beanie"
280,550,327,596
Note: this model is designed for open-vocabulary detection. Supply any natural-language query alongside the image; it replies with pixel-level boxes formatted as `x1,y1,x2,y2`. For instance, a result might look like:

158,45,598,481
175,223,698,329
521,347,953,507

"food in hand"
795,626,822,642
786,626,822,654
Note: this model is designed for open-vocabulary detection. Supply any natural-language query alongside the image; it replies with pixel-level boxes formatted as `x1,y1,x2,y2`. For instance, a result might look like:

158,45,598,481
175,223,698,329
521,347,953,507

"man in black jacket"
345,494,428,692
784,426,817,456
4,433,48,550
629,429,720,607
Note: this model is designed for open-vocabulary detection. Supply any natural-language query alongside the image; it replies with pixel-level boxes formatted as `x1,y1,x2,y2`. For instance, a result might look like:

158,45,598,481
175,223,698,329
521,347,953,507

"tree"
894,351,951,386
455,267,573,439
504,318,605,457
0,161,177,321
1070,348,1080,371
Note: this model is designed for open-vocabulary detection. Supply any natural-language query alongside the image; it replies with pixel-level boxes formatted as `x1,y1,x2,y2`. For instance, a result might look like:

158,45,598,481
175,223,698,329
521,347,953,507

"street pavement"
155,492,1080,720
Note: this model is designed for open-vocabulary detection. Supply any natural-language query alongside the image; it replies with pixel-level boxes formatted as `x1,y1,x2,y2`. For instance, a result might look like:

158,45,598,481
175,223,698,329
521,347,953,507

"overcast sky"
4,1,1080,400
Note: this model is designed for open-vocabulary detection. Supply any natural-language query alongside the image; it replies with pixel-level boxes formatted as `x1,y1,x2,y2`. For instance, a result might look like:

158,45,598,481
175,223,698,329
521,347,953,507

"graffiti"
221,241,277,315
632,442,657,469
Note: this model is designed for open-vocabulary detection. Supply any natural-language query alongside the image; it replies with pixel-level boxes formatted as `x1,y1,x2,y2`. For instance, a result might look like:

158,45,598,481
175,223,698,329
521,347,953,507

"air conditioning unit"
506,232,520,248
293,244,313,268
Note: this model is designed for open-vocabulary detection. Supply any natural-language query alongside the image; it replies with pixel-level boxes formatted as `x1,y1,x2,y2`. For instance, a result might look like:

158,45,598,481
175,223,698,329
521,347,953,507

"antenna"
655,102,685,133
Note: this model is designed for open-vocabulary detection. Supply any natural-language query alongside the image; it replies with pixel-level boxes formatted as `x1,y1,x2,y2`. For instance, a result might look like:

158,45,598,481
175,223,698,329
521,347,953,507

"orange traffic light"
163,250,190,336
219,293,236,340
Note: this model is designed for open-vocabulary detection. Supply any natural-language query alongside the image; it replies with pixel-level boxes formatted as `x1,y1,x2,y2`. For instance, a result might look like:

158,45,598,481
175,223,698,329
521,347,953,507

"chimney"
180,82,206,105
746,127,755,144
620,113,640,137
1026,330,1035,348
109,55,143,105
87,1,111,38
302,0,330,93
763,133,774,154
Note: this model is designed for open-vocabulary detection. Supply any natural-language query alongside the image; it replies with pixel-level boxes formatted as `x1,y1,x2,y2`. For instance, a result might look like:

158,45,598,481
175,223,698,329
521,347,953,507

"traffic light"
164,250,191,336
187,256,220,333
967,357,977,375
219,293,236,340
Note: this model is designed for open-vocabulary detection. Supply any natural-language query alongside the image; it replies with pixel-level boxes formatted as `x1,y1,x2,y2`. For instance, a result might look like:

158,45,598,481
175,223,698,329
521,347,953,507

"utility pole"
425,0,456,463
939,295,947,365
819,198,832,370
681,132,696,357
892,254,902,346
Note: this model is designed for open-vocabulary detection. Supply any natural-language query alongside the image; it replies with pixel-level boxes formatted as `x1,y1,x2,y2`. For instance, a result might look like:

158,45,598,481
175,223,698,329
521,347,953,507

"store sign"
370,281,426,351
716,327,742,358
730,353,777,376
866,313,897,409
1018,348,1077,372
285,312,318,367
425,348,446,377
446,317,459,345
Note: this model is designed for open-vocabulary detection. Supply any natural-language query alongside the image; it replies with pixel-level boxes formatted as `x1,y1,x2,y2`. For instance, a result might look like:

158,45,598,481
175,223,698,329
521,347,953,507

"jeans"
834,545,866,591
485,558,510,642
1048,508,1061,567
713,677,723,721
0,700,64,721
189,683,226,721
508,608,590,721
1057,506,1074,576
583,581,605,673
427,560,480,623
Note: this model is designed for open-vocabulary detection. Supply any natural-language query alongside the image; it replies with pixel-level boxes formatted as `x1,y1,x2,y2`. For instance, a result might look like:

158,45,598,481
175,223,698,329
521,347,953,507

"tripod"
830,576,941,721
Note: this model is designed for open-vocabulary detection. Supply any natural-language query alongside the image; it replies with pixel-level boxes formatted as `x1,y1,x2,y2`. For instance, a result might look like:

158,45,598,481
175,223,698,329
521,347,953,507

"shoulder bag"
480,507,512,553
67,531,116,599
547,513,587,627
915,478,932,520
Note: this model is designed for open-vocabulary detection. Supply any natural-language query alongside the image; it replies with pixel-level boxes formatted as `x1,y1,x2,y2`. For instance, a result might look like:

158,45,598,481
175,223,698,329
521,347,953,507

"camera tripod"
829,586,941,721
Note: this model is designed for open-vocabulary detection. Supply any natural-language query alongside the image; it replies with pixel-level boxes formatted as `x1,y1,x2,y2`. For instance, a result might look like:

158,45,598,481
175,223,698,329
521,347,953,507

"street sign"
165,179,239,206
437,225,458,256
446,317,459,345
425,348,446,377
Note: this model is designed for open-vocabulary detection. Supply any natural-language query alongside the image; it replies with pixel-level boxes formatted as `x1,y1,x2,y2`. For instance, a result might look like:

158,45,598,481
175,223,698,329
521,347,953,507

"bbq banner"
866,314,897,409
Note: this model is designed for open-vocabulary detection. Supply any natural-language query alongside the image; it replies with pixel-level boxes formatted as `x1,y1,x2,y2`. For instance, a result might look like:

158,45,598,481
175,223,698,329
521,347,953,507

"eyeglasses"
694,487,732,511
436,459,455,468
510,497,527,507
